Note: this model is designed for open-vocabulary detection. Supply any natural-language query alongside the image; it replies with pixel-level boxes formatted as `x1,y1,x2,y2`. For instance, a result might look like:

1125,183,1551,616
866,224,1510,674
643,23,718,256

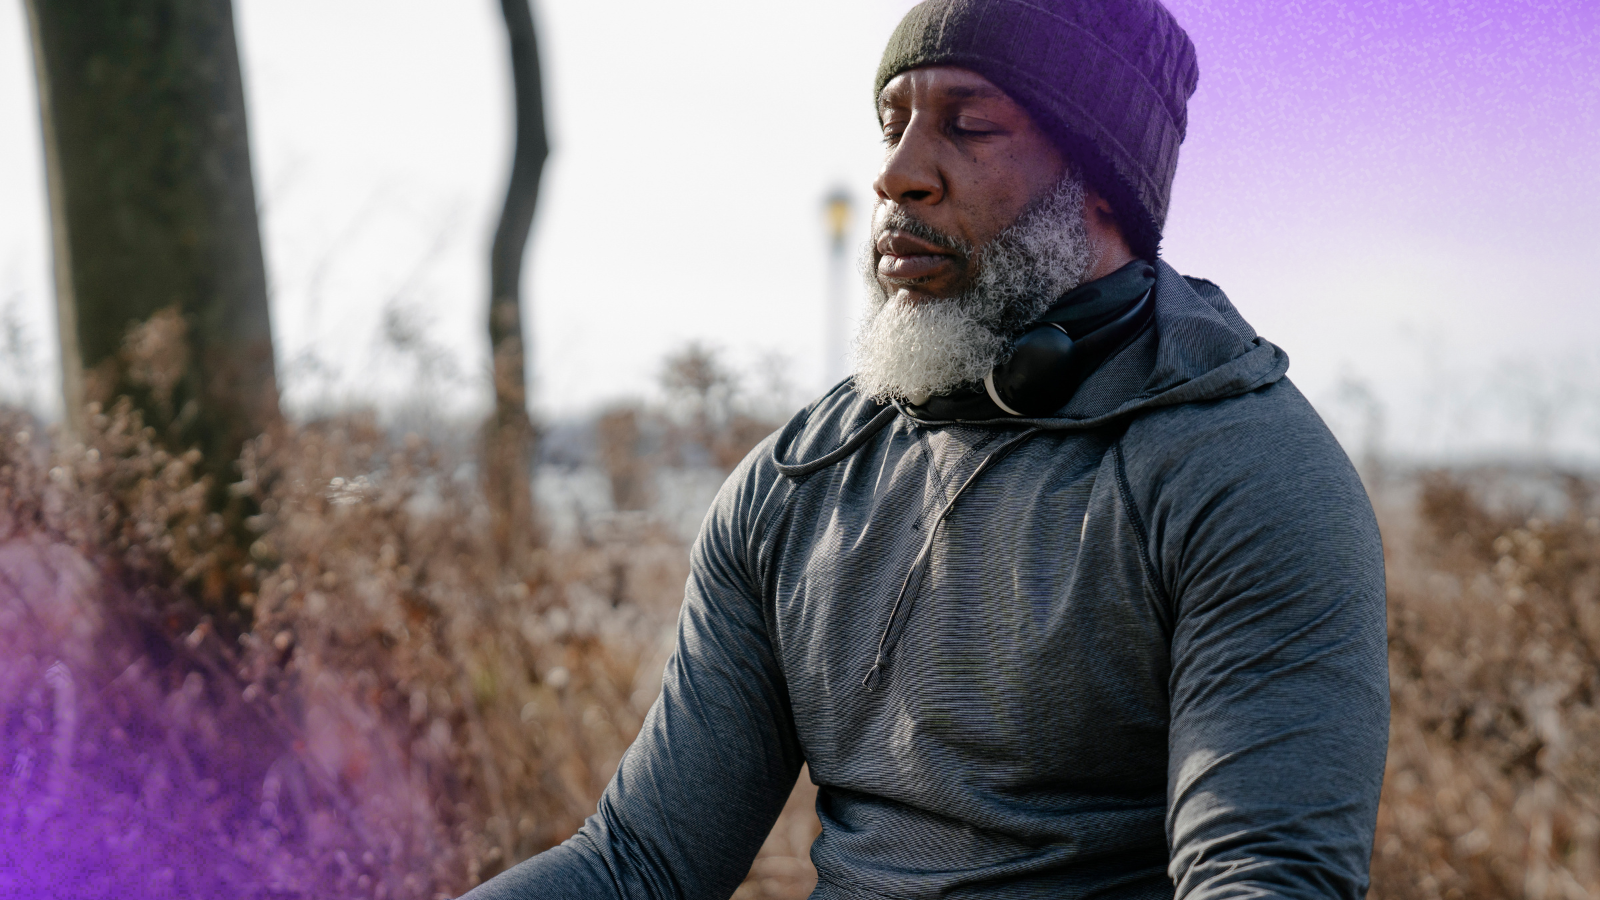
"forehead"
876,65,1021,116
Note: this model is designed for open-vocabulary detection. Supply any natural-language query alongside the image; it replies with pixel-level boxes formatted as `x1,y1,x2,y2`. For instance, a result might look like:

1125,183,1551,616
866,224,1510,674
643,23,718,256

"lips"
876,231,957,283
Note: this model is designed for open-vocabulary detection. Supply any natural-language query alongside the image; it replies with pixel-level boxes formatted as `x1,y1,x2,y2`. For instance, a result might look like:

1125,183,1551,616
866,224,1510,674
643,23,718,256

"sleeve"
1133,387,1390,899
463,454,806,900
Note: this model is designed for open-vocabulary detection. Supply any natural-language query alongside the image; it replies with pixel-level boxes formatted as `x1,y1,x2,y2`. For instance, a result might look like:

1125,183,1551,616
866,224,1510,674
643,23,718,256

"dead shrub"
1374,470,1600,899
0,402,684,897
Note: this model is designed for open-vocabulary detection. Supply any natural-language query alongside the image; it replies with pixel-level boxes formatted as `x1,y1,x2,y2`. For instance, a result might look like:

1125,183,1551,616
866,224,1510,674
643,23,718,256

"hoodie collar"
905,261,1156,422
1037,260,1156,336
898,260,1288,430
770,261,1291,476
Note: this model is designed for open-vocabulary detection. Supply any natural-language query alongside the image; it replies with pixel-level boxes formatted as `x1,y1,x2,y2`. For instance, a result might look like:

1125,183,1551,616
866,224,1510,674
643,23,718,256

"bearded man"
468,1,1389,897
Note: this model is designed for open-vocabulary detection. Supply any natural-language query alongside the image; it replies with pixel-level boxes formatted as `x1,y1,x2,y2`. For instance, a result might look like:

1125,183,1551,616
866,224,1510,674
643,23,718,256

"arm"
1132,386,1389,898
466,455,805,899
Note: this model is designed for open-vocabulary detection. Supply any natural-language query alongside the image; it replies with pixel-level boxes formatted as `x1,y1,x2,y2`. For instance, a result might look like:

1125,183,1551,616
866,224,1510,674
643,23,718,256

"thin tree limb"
484,3,547,556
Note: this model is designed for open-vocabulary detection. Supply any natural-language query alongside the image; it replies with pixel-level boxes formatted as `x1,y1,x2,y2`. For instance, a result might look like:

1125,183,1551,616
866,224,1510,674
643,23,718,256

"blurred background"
3,0,1597,459
0,1,1598,898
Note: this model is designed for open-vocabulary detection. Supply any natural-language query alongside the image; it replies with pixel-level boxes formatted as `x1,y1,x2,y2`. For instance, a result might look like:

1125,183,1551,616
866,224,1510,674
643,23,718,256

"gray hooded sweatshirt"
467,261,1389,900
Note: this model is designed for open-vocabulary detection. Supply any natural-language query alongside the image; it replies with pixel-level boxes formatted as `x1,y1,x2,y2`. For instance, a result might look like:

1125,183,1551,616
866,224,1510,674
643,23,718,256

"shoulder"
699,380,882,561
1118,380,1383,614
1125,377,1350,479
1119,377,1375,537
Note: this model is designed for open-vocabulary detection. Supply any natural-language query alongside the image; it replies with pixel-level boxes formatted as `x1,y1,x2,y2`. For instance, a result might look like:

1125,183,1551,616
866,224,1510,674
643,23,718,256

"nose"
872,117,944,207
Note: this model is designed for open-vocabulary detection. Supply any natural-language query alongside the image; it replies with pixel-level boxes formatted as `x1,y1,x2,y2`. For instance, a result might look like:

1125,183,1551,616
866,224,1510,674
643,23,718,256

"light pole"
824,187,853,387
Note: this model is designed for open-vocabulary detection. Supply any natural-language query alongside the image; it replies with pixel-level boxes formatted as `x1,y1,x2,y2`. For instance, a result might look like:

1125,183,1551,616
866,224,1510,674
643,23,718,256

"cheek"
950,168,1035,243
961,147,1067,240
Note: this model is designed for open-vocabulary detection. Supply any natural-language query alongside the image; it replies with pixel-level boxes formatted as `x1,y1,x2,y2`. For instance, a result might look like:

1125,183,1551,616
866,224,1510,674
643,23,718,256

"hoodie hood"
772,260,1289,475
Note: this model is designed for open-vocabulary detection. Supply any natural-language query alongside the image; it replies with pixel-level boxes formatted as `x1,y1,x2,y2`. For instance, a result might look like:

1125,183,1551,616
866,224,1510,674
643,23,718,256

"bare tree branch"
484,0,549,565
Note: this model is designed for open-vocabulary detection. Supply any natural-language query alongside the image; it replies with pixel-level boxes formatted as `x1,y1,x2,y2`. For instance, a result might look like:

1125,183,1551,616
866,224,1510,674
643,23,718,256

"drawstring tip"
862,663,883,691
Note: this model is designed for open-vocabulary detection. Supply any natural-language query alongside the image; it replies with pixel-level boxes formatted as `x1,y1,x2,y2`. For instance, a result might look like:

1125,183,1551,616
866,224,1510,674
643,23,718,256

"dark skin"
873,66,1135,306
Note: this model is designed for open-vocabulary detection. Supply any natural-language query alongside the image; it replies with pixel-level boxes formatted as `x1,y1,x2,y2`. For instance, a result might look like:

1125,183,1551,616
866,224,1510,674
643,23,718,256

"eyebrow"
878,83,1009,113
941,85,1007,101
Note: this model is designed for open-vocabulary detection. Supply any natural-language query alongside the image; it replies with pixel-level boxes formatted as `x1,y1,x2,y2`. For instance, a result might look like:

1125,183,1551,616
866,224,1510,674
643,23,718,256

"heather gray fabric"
875,0,1200,258
465,261,1389,900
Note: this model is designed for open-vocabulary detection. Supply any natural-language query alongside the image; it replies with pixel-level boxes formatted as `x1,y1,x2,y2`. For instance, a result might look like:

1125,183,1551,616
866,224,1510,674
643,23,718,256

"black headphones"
774,268,1156,478
980,286,1154,417
904,261,1157,421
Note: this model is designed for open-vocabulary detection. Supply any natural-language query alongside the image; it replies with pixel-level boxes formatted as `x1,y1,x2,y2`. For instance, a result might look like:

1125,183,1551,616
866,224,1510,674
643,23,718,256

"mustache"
870,205,972,257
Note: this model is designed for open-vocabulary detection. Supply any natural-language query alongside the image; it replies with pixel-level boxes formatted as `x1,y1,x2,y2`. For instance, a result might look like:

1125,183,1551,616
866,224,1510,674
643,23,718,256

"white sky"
2,1,1597,463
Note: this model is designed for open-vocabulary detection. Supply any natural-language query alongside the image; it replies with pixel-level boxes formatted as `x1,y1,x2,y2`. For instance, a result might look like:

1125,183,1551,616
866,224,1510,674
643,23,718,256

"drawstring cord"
767,401,1042,692
862,426,1042,691
772,405,899,479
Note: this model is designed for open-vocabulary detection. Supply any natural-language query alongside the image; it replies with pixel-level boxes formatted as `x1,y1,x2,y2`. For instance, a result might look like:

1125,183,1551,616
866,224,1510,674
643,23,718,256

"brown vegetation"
0,402,681,897
1374,472,1600,899
2,389,1596,898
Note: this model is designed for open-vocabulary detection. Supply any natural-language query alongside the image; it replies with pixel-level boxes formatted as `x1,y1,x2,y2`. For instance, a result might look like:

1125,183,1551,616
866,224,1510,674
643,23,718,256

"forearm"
465,446,804,900
462,840,616,900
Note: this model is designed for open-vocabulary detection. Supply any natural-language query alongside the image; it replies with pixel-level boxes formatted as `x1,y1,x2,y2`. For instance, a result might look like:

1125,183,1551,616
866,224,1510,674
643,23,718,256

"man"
469,0,1388,897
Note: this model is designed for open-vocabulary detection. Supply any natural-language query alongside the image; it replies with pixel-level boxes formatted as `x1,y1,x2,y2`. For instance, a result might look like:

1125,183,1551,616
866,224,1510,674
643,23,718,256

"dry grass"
2,391,1596,898
1374,471,1600,899
0,402,683,897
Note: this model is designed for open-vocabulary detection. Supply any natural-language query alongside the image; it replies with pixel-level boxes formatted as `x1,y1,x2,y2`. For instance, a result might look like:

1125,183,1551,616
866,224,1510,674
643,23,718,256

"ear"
1082,184,1136,278
1084,185,1119,227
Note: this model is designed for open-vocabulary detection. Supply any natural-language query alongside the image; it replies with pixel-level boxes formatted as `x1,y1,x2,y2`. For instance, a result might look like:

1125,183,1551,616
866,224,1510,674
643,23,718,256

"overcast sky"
2,0,1597,462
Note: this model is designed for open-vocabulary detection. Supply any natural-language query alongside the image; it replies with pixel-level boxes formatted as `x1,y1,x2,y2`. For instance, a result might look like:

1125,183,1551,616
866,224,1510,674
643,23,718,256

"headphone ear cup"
988,324,1083,417
981,283,1154,420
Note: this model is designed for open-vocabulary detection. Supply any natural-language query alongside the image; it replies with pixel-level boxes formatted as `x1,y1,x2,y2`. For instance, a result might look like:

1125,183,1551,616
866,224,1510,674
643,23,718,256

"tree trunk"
484,0,549,563
25,0,279,484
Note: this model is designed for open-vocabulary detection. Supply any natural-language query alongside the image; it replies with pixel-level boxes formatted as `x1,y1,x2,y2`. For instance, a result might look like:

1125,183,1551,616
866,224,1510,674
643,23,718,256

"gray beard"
852,173,1097,405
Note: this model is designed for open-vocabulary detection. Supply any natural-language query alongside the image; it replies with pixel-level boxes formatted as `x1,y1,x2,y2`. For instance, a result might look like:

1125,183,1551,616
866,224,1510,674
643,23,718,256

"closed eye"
951,116,1002,138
